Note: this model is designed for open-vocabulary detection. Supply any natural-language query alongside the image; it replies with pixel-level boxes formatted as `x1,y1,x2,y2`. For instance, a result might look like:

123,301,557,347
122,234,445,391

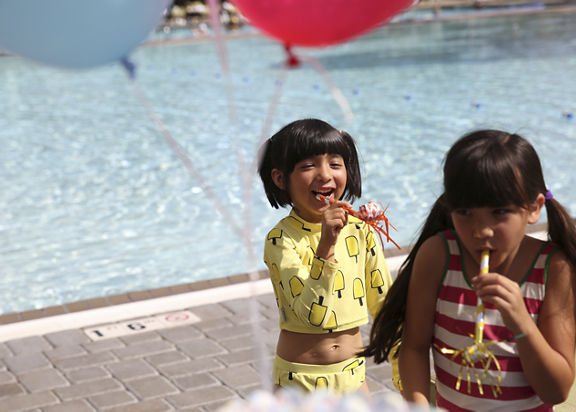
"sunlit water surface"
1,12,575,314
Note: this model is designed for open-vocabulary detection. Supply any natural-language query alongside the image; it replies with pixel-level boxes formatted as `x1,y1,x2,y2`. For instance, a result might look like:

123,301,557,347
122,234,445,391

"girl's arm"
263,201,351,329
474,251,576,404
400,235,446,405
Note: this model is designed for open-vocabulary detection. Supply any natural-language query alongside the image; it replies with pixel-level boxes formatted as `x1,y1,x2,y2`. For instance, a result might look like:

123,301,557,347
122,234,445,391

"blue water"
1,12,575,315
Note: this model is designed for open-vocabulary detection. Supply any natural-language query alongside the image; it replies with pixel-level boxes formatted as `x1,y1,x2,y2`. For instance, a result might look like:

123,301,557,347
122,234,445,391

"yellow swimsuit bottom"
273,355,366,394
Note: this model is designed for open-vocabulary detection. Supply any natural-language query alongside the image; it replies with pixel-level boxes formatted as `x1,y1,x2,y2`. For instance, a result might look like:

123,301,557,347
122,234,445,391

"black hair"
362,129,576,364
258,118,362,208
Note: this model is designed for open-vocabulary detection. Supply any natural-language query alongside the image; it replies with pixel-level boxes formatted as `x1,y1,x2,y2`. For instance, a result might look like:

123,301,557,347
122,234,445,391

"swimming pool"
1,11,575,315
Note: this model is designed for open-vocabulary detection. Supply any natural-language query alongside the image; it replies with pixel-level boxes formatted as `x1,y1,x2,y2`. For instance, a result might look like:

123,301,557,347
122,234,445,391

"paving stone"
113,340,174,360
156,360,206,379
66,366,111,383
0,343,12,359
212,364,261,389
185,358,225,374
260,309,281,323
255,318,279,332
4,352,51,373
89,389,137,409
45,344,87,361
5,336,53,354
172,372,219,390
204,398,240,412
55,377,123,401
0,370,15,384
220,298,267,316
256,292,276,305
218,348,257,366
83,337,126,353
218,335,255,352
120,331,161,345
105,398,173,412
166,386,238,409
204,324,254,341
145,351,189,368
158,326,202,343
372,389,404,404
192,317,233,332
190,303,232,321
106,358,157,380
382,379,402,393
43,399,96,412
45,329,91,346
20,367,69,392
53,351,117,370
125,375,179,400
0,382,25,398
236,379,264,399
177,338,227,359
365,362,394,382
236,384,264,399
365,374,388,394
0,390,60,410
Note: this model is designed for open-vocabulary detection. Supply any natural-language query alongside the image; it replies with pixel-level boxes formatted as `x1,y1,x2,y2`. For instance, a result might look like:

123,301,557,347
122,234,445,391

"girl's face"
274,153,347,223
450,199,543,274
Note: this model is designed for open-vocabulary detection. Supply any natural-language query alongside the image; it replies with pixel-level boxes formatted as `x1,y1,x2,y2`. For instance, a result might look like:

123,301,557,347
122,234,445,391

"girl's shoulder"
412,233,450,280
420,231,451,255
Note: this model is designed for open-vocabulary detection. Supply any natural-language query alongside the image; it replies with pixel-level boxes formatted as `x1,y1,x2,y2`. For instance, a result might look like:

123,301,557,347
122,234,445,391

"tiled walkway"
0,288,398,411
3,283,575,412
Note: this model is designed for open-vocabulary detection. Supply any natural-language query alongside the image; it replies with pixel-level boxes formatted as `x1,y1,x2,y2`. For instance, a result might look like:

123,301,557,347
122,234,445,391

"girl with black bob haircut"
258,118,399,394
259,118,361,209
362,129,576,409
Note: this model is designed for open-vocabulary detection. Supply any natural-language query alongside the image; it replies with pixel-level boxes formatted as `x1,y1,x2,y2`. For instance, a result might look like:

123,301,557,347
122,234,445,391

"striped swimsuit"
433,230,556,411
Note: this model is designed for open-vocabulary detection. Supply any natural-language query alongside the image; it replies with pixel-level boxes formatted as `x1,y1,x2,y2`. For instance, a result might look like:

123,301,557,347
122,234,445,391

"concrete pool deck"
1,227,576,411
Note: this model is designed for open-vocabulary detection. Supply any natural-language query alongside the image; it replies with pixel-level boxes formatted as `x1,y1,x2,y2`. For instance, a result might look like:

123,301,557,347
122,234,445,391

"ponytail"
361,195,452,363
545,197,576,269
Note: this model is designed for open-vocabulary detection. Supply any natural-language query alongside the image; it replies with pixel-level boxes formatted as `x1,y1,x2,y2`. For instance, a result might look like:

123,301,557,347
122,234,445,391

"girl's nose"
472,217,493,239
317,163,332,181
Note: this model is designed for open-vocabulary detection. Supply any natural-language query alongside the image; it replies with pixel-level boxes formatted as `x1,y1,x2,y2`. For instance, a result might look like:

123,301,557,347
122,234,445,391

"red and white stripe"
433,230,554,411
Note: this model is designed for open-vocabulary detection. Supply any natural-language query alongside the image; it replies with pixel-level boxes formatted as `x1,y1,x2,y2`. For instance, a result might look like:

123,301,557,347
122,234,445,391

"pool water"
1,11,575,314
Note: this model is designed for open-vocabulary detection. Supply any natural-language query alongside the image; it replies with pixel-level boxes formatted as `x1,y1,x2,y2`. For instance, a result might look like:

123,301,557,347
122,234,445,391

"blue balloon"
0,0,171,69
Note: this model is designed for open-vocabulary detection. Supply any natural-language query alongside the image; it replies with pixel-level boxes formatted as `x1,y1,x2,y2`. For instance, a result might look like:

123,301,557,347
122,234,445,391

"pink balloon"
231,0,417,47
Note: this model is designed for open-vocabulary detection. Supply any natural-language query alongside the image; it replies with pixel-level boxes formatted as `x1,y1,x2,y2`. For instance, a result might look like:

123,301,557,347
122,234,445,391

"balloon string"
206,0,237,124
197,3,274,391
298,53,354,128
252,66,289,173
120,59,243,239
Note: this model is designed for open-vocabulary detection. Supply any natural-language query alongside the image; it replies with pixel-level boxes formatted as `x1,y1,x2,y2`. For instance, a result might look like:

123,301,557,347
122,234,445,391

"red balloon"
231,0,417,47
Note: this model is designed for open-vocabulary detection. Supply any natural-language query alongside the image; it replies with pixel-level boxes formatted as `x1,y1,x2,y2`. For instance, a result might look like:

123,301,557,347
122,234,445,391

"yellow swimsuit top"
263,210,392,333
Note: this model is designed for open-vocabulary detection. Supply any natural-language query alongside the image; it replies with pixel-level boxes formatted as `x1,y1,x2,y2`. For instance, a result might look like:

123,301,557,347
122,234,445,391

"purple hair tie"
545,189,554,201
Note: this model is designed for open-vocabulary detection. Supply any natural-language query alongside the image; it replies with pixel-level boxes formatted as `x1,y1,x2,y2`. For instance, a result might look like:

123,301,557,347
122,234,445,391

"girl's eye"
454,209,471,216
329,156,344,168
493,208,511,215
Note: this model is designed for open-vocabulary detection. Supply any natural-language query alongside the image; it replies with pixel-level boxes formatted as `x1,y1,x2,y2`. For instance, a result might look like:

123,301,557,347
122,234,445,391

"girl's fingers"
472,272,511,289
473,273,527,325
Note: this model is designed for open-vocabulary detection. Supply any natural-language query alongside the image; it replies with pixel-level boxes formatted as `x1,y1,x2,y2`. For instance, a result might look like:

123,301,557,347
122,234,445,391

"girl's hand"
472,272,531,336
316,200,351,261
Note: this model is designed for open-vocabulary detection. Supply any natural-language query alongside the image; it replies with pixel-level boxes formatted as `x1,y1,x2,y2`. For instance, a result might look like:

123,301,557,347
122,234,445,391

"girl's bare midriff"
276,327,363,365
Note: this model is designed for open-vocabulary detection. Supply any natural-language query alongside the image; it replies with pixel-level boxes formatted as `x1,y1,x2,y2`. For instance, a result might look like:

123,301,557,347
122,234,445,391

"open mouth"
313,190,334,203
